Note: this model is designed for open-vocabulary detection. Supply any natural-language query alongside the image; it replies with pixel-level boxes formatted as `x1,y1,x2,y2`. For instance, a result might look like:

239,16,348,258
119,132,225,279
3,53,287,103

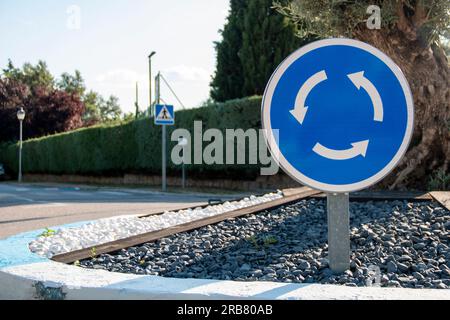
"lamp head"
17,107,25,121
149,51,156,58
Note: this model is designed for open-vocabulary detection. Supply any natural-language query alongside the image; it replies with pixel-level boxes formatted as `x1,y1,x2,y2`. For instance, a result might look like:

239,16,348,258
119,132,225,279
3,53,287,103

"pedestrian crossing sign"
154,104,175,125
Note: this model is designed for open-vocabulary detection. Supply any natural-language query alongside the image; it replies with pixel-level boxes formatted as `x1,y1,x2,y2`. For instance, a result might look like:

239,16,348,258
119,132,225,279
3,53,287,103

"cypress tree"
210,0,307,102
210,0,247,102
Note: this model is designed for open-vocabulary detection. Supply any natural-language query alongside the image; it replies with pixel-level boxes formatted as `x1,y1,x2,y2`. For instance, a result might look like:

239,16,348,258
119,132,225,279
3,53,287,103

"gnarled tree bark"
354,3,449,190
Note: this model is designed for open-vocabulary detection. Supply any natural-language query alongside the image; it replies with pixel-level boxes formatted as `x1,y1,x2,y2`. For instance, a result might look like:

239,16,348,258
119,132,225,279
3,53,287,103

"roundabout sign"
262,38,414,193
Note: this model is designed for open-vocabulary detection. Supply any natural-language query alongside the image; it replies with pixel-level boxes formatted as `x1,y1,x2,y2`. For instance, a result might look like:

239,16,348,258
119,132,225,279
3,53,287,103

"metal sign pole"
155,72,167,192
327,193,350,273
162,125,167,191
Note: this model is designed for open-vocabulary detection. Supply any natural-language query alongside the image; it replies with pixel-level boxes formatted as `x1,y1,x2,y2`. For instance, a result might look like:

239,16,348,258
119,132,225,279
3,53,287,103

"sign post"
154,74,175,192
261,38,414,273
327,193,350,272
162,124,166,191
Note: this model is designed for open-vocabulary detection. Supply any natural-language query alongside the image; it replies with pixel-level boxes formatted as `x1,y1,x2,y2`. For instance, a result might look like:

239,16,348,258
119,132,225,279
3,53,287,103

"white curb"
1,220,449,300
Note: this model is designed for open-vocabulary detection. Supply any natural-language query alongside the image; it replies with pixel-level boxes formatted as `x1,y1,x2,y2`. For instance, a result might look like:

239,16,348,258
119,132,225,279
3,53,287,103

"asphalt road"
0,182,246,239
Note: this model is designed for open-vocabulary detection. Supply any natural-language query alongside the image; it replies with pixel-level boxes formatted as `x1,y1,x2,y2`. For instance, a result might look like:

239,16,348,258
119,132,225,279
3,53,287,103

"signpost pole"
162,124,167,191
155,72,167,192
327,193,350,273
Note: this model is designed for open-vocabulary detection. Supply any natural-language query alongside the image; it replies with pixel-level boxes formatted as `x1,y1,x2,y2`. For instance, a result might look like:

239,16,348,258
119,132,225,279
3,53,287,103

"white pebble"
29,191,283,258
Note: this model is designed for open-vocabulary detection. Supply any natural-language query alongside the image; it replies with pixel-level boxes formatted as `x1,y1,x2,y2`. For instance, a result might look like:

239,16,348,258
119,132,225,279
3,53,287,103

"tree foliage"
100,95,122,121
211,0,309,102
274,0,449,45
275,0,450,190
0,97,265,180
0,60,125,143
210,0,246,102
0,76,84,143
0,60,125,142
82,90,102,125
2,60,54,92
57,70,85,97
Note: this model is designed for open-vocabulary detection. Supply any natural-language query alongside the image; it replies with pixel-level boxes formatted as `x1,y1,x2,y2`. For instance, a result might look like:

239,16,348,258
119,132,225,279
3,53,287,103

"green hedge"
0,96,266,179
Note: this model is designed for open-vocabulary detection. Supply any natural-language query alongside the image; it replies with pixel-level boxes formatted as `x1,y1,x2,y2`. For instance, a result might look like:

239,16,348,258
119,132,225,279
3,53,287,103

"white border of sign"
261,38,414,193
154,104,175,125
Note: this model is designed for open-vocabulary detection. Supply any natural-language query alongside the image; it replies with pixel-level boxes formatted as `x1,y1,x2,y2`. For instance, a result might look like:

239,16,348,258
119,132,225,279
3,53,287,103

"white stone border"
1,260,450,300
1,219,449,300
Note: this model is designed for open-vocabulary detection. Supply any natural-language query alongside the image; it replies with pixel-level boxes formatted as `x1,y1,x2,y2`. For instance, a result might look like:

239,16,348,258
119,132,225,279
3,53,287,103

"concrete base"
1,220,449,300
2,261,450,300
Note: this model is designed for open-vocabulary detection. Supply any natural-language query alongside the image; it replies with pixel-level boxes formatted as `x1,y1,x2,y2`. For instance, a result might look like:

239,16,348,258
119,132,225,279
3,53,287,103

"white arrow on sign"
290,70,327,124
347,71,383,122
313,140,369,160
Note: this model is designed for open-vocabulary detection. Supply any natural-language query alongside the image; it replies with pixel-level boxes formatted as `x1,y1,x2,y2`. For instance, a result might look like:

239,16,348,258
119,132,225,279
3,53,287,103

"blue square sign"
154,104,175,125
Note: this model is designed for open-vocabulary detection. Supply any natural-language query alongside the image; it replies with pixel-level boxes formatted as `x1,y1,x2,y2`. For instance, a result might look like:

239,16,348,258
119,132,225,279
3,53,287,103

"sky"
0,0,230,113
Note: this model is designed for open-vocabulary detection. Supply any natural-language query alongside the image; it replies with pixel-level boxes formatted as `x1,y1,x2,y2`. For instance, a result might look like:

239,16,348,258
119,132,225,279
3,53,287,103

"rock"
252,270,263,277
321,268,334,278
298,259,311,270
256,251,266,258
441,269,450,278
412,272,425,281
78,198,449,289
93,265,106,270
386,261,398,273
344,270,353,277
263,267,275,274
203,241,212,249
155,260,166,267
413,243,426,250
292,270,303,276
296,275,305,282
318,258,329,268
413,262,427,272
240,263,251,271
387,280,401,287
397,255,413,263
397,262,410,273
381,275,389,283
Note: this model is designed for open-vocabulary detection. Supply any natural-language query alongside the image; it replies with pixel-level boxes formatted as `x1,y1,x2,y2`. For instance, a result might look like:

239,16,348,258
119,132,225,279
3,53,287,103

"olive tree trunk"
354,7,449,190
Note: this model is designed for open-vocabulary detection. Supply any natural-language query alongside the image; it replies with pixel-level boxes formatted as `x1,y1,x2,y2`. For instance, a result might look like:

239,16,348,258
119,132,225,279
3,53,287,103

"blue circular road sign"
262,38,414,192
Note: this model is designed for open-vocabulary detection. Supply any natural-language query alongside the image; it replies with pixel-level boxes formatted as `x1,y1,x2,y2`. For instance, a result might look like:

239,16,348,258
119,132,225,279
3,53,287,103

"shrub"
0,96,265,180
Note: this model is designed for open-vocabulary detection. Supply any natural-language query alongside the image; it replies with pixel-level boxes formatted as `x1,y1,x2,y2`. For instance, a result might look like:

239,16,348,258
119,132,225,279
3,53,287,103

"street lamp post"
148,51,156,117
16,107,26,183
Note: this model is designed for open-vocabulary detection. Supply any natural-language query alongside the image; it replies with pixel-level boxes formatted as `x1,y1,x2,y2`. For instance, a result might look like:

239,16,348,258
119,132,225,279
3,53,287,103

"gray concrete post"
327,193,350,273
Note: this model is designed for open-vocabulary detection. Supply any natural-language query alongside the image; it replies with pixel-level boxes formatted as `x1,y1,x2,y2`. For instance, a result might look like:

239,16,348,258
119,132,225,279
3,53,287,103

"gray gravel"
79,199,450,289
